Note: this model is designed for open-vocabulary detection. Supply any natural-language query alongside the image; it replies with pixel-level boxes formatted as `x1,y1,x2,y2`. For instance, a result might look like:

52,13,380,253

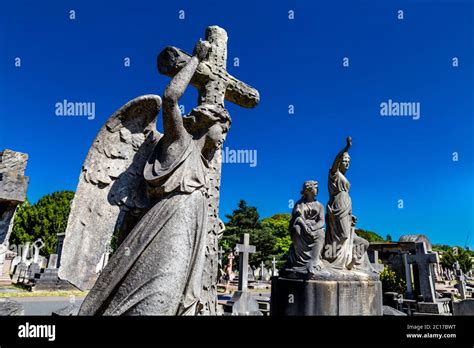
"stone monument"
271,137,383,316
58,26,259,316
0,149,29,285
224,234,261,315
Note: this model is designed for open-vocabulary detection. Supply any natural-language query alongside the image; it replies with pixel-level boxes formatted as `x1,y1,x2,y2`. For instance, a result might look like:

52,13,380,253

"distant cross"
407,242,439,302
272,257,278,277
235,233,256,292
104,244,113,268
218,246,224,267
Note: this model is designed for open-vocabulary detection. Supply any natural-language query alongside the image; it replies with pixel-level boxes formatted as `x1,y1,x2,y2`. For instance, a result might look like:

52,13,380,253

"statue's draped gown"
79,137,209,315
325,169,354,269
286,199,324,272
325,169,372,271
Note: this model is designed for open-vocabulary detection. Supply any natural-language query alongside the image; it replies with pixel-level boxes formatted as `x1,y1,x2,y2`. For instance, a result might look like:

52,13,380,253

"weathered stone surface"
0,150,29,252
271,277,383,316
61,26,259,316
58,95,162,291
452,299,474,315
383,306,407,316
0,298,24,316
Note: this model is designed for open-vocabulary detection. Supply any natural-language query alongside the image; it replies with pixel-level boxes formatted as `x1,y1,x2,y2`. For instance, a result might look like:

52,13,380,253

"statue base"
270,276,383,316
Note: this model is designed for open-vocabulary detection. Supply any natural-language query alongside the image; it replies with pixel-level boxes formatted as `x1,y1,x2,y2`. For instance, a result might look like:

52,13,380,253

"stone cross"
235,233,256,292
103,244,113,268
407,242,439,302
32,239,44,264
260,261,265,281
272,257,278,277
21,242,30,263
157,26,259,314
218,246,224,267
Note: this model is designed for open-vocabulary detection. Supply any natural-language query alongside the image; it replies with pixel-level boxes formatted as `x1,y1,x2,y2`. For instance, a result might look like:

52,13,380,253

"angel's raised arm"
330,136,352,174
162,40,211,139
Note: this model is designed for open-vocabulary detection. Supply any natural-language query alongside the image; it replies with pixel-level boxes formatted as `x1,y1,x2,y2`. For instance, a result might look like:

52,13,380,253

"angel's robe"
78,137,209,315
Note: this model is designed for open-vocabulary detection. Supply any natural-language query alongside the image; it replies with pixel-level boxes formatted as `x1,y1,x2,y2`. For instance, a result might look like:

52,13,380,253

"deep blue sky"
1,0,472,247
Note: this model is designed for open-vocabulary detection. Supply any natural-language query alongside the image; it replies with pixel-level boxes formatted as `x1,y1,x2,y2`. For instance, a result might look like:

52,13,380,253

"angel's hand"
346,136,352,148
193,40,211,61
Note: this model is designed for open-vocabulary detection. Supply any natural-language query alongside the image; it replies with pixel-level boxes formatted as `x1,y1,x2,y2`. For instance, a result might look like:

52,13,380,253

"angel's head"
184,104,231,151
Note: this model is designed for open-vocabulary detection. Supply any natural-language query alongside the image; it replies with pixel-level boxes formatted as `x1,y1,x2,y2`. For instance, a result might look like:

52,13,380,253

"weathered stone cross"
157,26,259,314
157,26,260,108
407,242,439,302
272,257,277,276
218,246,224,267
235,233,256,292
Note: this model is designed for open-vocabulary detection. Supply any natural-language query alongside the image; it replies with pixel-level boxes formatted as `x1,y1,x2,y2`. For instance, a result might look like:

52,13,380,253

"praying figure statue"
285,180,326,276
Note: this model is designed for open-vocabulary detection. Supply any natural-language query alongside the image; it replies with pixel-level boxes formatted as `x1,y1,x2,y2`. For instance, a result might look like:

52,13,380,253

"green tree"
355,229,384,242
11,191,74,256
380,266,406,294
261,214,291,268
386,234,392,242
220,200,278,269
440,247,473,274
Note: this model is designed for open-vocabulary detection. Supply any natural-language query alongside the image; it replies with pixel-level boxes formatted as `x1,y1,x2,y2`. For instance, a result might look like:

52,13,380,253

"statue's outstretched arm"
330,136,352,173
162,40,211,138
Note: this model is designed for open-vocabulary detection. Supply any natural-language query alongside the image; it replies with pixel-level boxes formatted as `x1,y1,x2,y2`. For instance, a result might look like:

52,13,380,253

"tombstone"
224,234,261,315
407,242,450,314
271,257,279,277
0,149,29,285
55,232,65,268
32,253,75,291
367,249,384,273
407,242,438,303
453,262,467,300
12,242,31,284
48,254,59,269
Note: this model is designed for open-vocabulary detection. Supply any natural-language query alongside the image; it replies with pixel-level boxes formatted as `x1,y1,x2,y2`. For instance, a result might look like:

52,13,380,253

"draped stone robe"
79,137,210,315
325,170,371,271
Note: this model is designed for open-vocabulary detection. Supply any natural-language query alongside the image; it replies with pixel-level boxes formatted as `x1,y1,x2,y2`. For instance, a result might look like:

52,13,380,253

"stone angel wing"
58,95,162,291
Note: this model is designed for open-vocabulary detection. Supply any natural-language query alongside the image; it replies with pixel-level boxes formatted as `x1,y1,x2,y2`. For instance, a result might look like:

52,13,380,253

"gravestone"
224,234,261,315
453,262,467,300
55,232,65,268
407,242,450,314
407,242,438,303
12,242,31,284
32,253,76,291
271,257,278,277
0,149,29,285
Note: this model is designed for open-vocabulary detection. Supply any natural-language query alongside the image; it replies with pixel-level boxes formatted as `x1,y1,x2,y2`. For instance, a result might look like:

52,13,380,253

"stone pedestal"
271,276,383,316
223,291,262,316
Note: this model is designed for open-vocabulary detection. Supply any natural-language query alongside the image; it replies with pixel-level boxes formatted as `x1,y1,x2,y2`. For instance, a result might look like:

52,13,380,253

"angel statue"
58,26,260,316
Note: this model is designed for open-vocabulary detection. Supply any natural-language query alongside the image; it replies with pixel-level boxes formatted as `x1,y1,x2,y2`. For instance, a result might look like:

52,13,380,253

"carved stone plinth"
271,276,382,316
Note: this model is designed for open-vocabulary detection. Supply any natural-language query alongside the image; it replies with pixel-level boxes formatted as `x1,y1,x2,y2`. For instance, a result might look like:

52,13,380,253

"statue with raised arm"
78,39,232,316
324,136,371,271
57,26,259,316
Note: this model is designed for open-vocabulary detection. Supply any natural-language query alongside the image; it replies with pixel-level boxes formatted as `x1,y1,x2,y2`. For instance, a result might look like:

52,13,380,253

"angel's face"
206,122,229,149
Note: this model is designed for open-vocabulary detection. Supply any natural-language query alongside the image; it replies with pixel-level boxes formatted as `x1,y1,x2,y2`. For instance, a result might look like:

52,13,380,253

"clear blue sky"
1,0,472,248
